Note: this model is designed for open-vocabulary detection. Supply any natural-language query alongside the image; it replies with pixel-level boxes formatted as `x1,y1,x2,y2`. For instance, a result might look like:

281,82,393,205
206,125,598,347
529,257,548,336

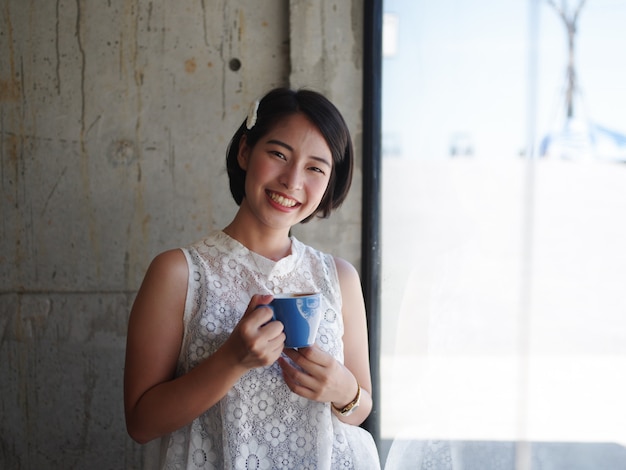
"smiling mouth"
267,191,299,208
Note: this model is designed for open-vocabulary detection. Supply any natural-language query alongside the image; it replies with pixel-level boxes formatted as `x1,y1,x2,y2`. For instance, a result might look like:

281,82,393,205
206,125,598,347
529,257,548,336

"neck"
223,212,293,261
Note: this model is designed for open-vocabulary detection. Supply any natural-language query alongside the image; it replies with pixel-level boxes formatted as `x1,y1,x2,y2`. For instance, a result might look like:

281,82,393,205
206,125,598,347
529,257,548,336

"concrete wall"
0,1,363,468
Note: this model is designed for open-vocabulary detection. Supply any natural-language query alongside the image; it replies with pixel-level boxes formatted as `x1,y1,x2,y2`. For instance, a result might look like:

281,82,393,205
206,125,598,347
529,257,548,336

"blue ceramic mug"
267,293,322,348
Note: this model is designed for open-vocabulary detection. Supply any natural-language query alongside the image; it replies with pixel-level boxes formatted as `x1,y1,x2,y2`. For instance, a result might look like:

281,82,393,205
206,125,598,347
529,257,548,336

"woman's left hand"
278,344,358,408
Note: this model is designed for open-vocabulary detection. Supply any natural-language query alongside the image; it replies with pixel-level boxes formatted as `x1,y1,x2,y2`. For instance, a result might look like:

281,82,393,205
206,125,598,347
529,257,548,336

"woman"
124,88,380,469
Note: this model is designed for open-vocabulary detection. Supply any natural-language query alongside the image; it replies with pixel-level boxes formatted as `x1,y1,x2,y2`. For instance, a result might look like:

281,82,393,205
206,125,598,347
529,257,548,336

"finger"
261,319,284,340
254,306,275,326
282,345,325,370
278,356,305,386
278,355,315,386
268,333,287,355
281,348,300,363
281,349,311,375
243,294,274,326
278,357,317,397
246,294,274,314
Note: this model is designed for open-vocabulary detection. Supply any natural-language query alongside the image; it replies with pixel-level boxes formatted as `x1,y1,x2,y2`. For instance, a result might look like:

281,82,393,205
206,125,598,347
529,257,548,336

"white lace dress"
159,231,380,470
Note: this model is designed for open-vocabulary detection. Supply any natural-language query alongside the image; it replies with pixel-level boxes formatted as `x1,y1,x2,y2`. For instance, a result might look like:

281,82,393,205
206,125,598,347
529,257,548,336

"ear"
237,135,250,171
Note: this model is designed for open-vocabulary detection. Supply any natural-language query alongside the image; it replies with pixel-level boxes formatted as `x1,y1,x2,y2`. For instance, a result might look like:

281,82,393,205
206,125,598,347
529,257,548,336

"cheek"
311,178,331,202
244,159,268,189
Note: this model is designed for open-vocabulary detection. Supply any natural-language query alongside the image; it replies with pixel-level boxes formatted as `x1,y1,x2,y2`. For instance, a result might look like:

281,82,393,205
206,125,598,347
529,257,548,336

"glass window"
380,1,626,468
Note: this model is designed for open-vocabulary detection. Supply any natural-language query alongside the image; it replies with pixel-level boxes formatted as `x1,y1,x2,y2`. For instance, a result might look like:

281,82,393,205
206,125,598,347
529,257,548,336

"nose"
279,163,303,190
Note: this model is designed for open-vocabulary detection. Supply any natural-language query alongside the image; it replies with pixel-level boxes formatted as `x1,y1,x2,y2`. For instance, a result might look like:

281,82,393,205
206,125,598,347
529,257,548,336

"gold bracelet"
332,382,361,416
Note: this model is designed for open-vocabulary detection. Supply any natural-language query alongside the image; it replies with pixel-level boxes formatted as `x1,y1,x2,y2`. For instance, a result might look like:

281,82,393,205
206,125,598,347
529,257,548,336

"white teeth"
269,192,297,207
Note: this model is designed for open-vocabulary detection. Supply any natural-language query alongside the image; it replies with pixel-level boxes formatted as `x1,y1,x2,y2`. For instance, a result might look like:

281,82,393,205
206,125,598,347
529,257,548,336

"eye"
308,166,326,175
270,150,287,160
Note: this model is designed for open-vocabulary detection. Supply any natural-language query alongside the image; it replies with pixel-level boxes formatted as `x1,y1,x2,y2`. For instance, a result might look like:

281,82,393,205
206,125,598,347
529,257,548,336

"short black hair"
226,87,354,223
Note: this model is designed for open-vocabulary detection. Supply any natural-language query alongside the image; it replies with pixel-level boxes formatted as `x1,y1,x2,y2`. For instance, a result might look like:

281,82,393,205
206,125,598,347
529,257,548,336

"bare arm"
331,256,374,425
124,249,285,444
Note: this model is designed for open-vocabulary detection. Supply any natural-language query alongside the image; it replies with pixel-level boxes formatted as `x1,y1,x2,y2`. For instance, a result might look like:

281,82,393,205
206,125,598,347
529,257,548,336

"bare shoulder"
145,248,188,284
126,248,190,370
332,256,365,313
129,248,189,327
332,256,360,282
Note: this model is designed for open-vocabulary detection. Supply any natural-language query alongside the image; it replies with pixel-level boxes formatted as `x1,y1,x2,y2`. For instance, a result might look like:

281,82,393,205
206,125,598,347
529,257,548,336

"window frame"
361,0,383,446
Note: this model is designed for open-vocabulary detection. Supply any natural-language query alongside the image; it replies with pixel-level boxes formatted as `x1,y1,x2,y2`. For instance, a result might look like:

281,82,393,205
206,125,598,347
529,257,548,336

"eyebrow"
266,139,332,168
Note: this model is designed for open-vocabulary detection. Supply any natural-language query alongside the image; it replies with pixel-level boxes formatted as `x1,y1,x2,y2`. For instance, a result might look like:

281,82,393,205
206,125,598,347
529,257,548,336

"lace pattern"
159,231,380,470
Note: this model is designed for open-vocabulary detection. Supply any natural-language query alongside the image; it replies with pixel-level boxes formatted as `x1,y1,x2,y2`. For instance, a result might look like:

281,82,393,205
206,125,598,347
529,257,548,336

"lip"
266,190,301,210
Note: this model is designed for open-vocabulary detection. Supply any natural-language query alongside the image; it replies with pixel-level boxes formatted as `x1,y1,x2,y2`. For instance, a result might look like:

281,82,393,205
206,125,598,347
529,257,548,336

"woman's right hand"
222,294,285,370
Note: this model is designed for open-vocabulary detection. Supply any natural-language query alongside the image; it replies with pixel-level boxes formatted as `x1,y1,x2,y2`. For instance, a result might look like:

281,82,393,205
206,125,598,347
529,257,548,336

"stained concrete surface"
1,1,364,468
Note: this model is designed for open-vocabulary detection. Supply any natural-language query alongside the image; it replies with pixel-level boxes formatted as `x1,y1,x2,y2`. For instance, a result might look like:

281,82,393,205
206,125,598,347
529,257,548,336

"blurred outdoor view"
380,0,626,467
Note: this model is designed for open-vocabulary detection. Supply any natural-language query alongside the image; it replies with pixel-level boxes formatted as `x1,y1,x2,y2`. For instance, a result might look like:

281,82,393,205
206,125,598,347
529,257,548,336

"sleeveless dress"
159,231,380,470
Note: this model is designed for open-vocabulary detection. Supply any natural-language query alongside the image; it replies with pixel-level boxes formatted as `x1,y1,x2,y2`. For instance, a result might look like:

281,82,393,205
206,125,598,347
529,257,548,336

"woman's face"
237,113,333,231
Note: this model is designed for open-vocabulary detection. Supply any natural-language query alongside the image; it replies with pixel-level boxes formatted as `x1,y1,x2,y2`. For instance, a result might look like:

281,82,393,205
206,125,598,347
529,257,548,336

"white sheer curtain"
380,1,626,468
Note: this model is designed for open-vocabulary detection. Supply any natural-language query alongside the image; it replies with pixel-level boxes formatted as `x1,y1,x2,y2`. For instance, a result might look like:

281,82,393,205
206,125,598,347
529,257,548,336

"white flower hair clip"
246,99,260,130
